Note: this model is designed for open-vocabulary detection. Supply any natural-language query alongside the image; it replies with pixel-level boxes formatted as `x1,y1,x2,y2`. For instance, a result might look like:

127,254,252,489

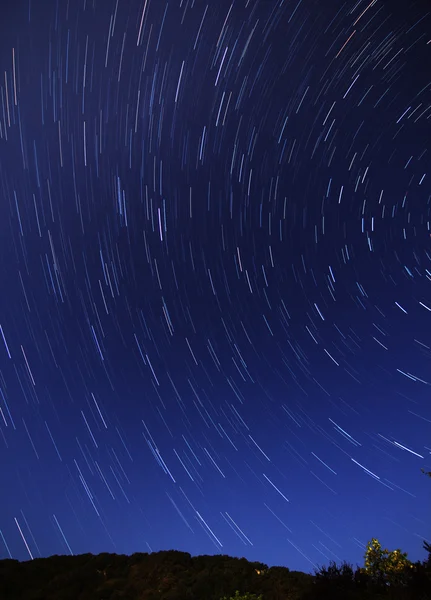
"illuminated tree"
362,538,414,587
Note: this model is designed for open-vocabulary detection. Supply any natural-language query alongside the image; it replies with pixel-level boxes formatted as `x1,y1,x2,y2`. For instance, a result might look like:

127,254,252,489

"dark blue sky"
0,0,430,574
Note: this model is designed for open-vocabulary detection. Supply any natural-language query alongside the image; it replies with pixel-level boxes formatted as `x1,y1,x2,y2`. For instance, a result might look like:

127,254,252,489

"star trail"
0,0,430,573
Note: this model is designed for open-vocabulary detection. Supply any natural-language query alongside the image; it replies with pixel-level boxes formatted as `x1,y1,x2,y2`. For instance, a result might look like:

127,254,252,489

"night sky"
0,0,430,575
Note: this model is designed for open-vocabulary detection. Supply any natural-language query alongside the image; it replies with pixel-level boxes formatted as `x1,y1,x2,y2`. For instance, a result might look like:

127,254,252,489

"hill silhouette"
0,550,312,600
0,545,430,600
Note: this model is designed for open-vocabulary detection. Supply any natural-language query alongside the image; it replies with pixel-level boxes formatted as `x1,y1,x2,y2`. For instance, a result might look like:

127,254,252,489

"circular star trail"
0,0,430,572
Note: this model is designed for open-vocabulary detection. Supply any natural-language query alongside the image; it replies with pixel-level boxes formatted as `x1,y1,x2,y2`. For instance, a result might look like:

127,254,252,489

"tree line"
0,471,429,599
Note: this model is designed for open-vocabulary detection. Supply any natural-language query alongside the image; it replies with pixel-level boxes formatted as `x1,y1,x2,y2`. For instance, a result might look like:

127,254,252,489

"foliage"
362,538,414,587
309,538,431,600
0,550,313,600
221,591,263,600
